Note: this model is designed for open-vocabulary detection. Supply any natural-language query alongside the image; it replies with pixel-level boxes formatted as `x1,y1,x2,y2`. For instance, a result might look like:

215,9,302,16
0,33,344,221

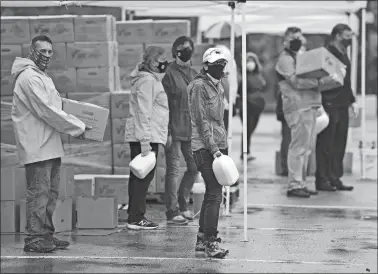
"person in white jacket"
11,35,91,253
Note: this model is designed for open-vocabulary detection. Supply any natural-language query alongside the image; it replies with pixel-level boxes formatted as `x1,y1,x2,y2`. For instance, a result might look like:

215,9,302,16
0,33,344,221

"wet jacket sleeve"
162,72,173,136
23,75,85,137
190,83,219,155
276,54,319,90
134,79,154,146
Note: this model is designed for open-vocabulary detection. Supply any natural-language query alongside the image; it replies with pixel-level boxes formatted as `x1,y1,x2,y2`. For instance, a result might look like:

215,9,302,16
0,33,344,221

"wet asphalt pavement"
1,114,377,273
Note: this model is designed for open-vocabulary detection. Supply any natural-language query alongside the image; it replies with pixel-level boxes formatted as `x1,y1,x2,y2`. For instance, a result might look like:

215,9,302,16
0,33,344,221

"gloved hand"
76,125,92,140
213,151,222,159
141,142,152,157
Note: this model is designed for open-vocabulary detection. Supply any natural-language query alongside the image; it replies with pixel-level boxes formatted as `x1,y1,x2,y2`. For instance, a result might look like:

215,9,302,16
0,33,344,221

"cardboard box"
155,166,166,193
69,118,111,144
62,98,110,141
1,45,22,70
112,143,131,167
73,178,93,198
48,68,77,93
66,92,111,110
62,141,113,175
119,66,135,90
114,66,121,91
94,175,129,204
111,118,126,144
156,144,166,168
118,44,143,68
1,201,16,233
1,167,26,201
110,91,130,118
1,70,13,96
151,20,190,44
76,196,118,229
20,198,73,233
1,96,12,121
22,42,67,69
1,17,31,44
66,42,117,68
318,71,344,92
59,166,75,199
29,15,75,43
296,47,346,78
116,21,153,44
113,167,130,175
0,120,16,146
76,67,115,93
1,144,19,168
74,15,116,42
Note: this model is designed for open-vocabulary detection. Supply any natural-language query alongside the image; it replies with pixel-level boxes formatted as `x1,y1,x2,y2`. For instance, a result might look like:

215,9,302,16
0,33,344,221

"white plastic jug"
315,107,329,134
212,155,239,186
129,151,156,179
192,175,206,218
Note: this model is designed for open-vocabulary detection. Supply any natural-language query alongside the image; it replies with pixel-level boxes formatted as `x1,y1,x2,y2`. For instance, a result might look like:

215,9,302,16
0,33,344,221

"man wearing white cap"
187,47,229,259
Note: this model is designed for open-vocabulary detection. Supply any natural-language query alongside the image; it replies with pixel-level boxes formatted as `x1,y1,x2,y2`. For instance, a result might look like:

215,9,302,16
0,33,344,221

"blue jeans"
24,158,61,244
165,140,198,219
193,148,228,240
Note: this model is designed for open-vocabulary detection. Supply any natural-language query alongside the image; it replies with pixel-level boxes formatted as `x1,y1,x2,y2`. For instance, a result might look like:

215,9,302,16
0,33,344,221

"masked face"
206,60,226,80
28,41,53,71
341,38,352,48
176,47,193,63
157,60,169,73
338,30,353,48
289,38,302,52
246,61,256,72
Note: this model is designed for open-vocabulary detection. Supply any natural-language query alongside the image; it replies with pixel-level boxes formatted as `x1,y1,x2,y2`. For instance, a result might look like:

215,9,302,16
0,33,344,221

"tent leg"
360,8,367,180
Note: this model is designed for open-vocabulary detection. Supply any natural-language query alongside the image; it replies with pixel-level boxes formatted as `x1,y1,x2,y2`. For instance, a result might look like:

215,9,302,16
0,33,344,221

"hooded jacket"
275,49,321,114
11,57,85,165
162,61,197,141
124,66,169,146
188,69,228,155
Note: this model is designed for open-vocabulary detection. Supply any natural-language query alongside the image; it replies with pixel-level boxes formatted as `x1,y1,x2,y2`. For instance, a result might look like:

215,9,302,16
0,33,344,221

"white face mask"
247,62,256,72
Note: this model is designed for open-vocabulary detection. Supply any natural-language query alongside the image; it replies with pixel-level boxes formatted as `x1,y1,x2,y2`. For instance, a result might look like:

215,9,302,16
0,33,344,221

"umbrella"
204,20,242,39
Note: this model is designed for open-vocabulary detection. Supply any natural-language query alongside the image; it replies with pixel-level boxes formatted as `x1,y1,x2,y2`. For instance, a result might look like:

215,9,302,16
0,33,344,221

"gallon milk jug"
129,151,156,179
315,107,329,134
212,155,239,186
192,173,206,218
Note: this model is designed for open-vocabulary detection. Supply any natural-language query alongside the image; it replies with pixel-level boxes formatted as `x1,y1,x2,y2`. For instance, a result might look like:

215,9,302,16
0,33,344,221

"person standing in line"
275,27,340,198
11,35,91,253
162,36,199,225
315,24,358,191
188,48,229,258
237,52,266,161
124,46,169,230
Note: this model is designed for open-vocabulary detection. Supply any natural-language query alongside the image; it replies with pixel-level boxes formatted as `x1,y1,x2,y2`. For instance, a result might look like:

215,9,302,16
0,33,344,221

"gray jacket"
187,70,228,155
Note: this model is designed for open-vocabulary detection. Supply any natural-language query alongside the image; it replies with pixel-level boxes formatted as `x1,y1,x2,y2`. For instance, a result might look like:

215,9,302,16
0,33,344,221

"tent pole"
360,7,367,179
225,1,236,217
241,1,248,242
121,7,126,21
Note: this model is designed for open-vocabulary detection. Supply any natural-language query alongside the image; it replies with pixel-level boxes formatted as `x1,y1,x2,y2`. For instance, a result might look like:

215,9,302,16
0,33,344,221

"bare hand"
141,143,152,157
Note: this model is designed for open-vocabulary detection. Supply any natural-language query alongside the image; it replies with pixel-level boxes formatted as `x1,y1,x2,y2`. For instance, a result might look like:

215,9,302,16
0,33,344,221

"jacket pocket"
207,94,222,121
212,125,226,145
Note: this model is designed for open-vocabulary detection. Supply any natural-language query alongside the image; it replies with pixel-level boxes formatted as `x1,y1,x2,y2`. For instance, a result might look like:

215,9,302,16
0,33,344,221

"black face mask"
176,48,193,63
341,38,352,48
157,61,169,73
207,64,225,80
289,38,302,52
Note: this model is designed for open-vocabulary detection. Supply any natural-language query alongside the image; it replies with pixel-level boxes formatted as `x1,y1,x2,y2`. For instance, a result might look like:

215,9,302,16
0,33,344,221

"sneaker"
23,239,56,253
303,187,318,195
127,219,159,230
181,211,194,221
287,188,311,198
167,215,188,225
195,234,206,254
45,234,70,249
205,237,229,259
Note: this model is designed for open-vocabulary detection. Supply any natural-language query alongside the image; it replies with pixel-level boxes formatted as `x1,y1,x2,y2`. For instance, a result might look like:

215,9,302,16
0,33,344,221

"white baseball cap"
202,47,227,64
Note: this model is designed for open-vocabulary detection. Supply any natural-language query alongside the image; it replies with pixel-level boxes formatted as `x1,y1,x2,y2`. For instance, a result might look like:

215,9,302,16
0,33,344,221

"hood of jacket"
247,52,263,73
130,63,165,86
11,57,39,84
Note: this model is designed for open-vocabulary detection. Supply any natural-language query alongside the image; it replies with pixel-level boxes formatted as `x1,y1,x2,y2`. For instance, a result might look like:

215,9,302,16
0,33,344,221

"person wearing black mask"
315,24,358,191
162,36,199,225
275,27,339,198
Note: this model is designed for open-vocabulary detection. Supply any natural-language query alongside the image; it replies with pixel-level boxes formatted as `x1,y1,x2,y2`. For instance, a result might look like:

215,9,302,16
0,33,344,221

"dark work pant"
24,158,61,245
193,148,228,240
280,119,291,173
239,111,260,155
316,107,349,183
127,142,159,223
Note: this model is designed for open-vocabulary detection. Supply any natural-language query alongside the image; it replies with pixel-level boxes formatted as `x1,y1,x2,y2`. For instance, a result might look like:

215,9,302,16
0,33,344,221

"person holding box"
275,27,340,198
124,46,169,230
11,35,91,253
315,24,357,191
188,48,229,258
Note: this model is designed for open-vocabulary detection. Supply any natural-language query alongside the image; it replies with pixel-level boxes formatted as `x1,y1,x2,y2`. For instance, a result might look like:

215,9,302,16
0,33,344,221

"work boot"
287,188,311,198
24,239,56,253
303,187,318,195
45,234,70,249
195,233,206,255
205,237,229,259
316,181,337,191
331,179,354,191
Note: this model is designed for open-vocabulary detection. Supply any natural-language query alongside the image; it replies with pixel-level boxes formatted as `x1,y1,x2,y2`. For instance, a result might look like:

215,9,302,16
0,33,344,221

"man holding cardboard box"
315,24,358,191
276,27,340,198
11,35,91,253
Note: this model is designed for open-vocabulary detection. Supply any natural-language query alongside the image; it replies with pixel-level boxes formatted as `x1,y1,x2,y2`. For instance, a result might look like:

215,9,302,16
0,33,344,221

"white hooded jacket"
11,57,85,165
